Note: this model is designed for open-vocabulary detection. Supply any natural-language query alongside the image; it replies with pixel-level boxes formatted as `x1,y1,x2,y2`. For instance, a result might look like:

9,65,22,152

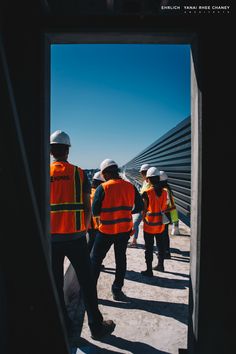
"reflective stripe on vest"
99,179,135,234
143,187,167,234
50,161,85,233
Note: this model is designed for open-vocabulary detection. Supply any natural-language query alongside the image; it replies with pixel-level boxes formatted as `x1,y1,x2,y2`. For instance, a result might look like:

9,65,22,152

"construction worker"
153,170,179,264
129,163,151,247
90,158,144,301
87,171,105,254
50,131,115,340
141,167,168,276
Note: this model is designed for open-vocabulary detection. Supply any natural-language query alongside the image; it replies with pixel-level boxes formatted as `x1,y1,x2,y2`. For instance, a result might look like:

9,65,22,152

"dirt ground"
70,219,190,354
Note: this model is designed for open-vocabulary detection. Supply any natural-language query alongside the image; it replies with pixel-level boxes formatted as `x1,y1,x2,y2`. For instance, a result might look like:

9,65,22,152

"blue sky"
51,44,190,169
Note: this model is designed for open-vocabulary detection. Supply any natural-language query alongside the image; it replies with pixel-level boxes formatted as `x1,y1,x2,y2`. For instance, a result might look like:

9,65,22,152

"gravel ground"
71,220,190,354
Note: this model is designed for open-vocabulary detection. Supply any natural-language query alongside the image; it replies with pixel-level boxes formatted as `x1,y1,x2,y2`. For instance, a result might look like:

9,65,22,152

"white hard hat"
93,171,105,182
100,159,118,173
139,163,150,172
160,170,168,181
146,167,160,178
50,130,71,146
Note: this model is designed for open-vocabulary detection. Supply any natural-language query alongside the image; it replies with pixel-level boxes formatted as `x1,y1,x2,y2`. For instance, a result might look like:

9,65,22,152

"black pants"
51,237,103,333
162,224,170,254
144,231,165,270
87,228,98,254
90,231,130,293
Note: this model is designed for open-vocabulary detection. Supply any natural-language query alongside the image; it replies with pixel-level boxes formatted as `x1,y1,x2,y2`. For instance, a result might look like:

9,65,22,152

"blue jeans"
90,231,130,293
133,212,143,239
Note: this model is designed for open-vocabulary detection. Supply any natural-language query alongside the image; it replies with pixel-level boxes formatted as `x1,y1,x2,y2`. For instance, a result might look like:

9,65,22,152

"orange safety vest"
89,187,100,230
50,161,85,234
143,187,168,234
99,179,135,235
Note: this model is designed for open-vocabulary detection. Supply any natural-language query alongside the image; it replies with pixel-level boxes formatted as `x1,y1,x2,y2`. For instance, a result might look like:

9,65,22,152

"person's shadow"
99,296,188,325
71,335,170,353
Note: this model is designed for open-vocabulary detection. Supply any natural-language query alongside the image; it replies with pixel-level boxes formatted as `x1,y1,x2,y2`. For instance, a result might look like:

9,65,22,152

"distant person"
50,131,115,340
129,163,151,247
90,159,144,301
87,171,105,254
141,167,168,276
152,170,179,265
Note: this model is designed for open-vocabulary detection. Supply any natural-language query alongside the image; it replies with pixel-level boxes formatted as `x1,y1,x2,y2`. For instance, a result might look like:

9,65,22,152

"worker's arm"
82,170,92,231
84,193,92,231
141,191,148,219
92,185,105,217
132,186,144,214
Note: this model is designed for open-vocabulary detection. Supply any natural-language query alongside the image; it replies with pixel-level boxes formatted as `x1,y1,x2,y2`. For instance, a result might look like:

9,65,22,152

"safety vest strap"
100,217,132,225
101,206,133,212
146,211,162,216
51,203,84,212
144,219,163,226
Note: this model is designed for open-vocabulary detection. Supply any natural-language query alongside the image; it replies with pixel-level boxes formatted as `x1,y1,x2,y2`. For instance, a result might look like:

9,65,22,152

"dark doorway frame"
46,32,201,352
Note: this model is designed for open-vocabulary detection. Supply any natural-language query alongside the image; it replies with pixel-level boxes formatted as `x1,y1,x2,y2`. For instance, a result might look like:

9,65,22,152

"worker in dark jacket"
91,159,144,301
87,171,105,253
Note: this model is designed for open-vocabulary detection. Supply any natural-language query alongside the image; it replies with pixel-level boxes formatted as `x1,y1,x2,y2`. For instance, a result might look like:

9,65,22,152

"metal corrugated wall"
122,116,191,226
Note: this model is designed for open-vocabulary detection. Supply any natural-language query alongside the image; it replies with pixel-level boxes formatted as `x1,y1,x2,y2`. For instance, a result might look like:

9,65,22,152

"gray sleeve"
82,170,91,194
132,186,144,214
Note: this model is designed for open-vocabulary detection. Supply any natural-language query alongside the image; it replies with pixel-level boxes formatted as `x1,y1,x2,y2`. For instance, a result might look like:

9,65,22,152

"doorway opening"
49,33,201,353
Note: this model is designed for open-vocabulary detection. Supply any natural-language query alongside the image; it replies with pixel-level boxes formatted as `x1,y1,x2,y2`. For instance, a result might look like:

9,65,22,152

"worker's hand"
129,229,135,237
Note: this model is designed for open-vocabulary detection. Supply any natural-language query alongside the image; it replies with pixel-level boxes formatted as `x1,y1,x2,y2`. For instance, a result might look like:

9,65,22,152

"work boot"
152,264,165,272
165,252,171,259
112,290,127,301
141,269,153,277
91,320,116,340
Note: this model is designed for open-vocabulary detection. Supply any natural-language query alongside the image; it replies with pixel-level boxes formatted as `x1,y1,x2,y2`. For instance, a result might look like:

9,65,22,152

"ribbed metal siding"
122,116,191,226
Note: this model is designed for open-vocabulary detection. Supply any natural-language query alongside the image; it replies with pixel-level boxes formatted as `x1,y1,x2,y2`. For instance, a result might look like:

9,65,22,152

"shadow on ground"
163,270,189,278
169,248,190,258
71,334,170,353
102,268,189,290
99,296,188,325
170,256,190,263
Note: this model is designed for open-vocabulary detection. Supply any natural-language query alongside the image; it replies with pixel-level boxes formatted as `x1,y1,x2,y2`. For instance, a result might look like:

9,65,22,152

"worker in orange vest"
50,131,115,340
87,171,105,254
141,167,168,276
129,163,151,247
91,159,144,301
152,170,179,265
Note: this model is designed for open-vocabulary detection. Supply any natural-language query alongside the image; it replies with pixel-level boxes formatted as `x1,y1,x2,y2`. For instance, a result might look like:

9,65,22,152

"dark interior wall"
193,26,233,354
2,25,50,241
0,4,70,354
0,2,233,354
